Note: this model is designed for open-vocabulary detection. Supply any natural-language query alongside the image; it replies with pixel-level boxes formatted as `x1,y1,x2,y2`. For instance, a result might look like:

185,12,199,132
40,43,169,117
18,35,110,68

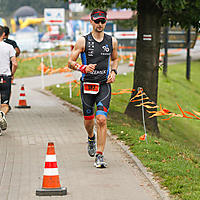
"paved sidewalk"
0,68,165,200
1,42,200,200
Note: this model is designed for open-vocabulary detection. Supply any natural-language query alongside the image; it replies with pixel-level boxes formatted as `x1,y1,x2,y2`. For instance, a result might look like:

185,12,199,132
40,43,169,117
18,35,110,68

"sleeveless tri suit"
80,33,113,120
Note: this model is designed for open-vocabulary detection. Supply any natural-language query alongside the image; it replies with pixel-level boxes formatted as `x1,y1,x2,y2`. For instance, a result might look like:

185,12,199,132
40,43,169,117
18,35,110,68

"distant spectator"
3,26,20,111
0,25,18,135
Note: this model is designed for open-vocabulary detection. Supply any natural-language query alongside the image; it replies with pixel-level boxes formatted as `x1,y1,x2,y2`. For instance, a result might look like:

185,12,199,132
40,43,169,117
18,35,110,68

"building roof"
81,10,135,21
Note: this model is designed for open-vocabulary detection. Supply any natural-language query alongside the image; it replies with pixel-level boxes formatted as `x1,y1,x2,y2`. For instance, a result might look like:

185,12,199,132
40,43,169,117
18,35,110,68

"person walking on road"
68,9,118,168
3,26,20,111
0,25,18,134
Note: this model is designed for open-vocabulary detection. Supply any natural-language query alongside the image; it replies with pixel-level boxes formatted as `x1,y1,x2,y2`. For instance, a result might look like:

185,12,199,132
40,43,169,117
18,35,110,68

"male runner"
0,25,18,134
68,9,118,168
3,26,20,111
3,26,20,58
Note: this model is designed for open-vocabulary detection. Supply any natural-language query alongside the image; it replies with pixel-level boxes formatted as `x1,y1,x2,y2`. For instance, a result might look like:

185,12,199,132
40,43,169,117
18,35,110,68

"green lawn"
158,61,200,152
15,56,69,78
108,63,200,200
16,55,200,200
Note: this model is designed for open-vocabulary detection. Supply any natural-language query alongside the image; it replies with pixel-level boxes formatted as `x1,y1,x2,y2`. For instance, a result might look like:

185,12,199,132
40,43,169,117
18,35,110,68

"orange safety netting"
37,63,72,75
111,89,135,95
66,80,80,96
130,89,200,121
139,134,146,141
19,51,68,63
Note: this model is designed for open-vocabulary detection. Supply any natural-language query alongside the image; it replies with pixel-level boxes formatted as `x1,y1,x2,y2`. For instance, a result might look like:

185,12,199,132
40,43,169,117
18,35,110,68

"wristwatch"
111,69,118,75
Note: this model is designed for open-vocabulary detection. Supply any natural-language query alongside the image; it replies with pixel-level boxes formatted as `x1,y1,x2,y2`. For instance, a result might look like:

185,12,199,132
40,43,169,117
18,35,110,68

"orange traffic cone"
129,53,134,67
36,142,67,196
15,84,31,108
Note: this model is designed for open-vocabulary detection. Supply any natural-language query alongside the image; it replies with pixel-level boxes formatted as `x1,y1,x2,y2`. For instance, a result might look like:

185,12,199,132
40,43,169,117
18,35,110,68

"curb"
106,130,170,200
41,88,170,200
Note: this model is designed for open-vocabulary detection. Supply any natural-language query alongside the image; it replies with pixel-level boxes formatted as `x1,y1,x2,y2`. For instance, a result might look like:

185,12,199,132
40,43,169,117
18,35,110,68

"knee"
1,104,9,110
96,115,106,127
1,104,8,108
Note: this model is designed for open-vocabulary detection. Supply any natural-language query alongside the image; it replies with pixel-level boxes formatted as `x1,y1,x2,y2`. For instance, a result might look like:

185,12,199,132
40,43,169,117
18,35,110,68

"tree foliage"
81,0,200,29
158,0,200,29
80,0,200,134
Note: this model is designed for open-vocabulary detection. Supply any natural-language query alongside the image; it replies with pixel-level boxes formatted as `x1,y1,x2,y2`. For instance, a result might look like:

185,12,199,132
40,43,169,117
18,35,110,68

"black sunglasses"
93,18,106,24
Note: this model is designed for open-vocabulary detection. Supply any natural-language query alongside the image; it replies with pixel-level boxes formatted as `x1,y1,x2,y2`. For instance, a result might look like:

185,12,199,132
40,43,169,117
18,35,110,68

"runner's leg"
84,119,94,138
0,76,11,131
80,82,96,157
1,76,11,115
1,104,9,114
96,114,107,153
95,83,111,154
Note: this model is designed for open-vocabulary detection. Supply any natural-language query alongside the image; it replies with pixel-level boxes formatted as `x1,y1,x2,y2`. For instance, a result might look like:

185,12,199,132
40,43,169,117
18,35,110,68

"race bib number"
83,82,99,94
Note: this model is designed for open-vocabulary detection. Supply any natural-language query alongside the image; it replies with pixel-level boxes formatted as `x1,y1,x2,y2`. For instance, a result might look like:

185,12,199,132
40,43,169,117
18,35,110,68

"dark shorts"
80,82,111,120
0,75,11,105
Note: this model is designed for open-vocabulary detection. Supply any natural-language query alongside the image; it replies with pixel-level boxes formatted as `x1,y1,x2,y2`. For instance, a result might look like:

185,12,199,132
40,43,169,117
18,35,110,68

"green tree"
75,0,200,135
0,0,8,16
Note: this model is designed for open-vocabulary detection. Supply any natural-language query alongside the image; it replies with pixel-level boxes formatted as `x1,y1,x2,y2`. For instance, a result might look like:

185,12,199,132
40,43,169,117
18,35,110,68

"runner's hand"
107,71,116,83
85,64,96,73
11,73,14,80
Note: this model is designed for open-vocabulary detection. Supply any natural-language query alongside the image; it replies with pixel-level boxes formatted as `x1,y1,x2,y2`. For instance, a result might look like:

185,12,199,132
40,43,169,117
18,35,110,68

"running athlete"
0,25,18,134
68,9,118,168
3,26,20,111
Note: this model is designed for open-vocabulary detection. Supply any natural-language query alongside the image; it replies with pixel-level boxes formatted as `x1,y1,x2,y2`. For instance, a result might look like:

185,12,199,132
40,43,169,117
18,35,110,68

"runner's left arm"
107,37,118,83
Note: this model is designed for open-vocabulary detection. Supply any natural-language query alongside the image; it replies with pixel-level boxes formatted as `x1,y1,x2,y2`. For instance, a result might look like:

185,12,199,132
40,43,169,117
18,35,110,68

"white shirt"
0,41,16,75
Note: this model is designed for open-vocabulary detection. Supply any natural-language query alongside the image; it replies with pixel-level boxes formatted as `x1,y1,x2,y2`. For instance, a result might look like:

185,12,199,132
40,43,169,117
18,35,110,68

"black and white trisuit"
80,33,113,120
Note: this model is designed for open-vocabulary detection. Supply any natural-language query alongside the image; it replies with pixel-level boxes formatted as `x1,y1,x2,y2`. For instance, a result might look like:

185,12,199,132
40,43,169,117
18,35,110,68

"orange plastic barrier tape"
130,89,200,121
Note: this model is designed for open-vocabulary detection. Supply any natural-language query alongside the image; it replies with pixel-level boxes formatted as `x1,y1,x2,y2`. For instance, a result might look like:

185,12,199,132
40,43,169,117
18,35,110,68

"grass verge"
15,56,69,78
46,61,200,200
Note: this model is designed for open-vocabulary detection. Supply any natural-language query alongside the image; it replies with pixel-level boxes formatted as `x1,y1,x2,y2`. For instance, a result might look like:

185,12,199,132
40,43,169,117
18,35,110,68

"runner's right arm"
15,47,20,57
68,37,96,73
11,56,18,78
12,41,21,57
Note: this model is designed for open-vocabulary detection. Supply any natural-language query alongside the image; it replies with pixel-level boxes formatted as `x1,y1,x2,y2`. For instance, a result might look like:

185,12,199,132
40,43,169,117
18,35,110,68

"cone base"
15,105,31,109
36,187,67,196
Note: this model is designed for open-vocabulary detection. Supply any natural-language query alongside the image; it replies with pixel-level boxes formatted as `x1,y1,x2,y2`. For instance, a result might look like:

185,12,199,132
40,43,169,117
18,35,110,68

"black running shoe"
0,111,7,131
88,137,96,157
94,154,107,168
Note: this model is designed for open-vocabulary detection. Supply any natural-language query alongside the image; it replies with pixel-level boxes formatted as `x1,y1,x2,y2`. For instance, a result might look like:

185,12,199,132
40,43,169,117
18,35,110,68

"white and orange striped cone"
15,84,31,108
36,142,67,196
129,53,134,67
